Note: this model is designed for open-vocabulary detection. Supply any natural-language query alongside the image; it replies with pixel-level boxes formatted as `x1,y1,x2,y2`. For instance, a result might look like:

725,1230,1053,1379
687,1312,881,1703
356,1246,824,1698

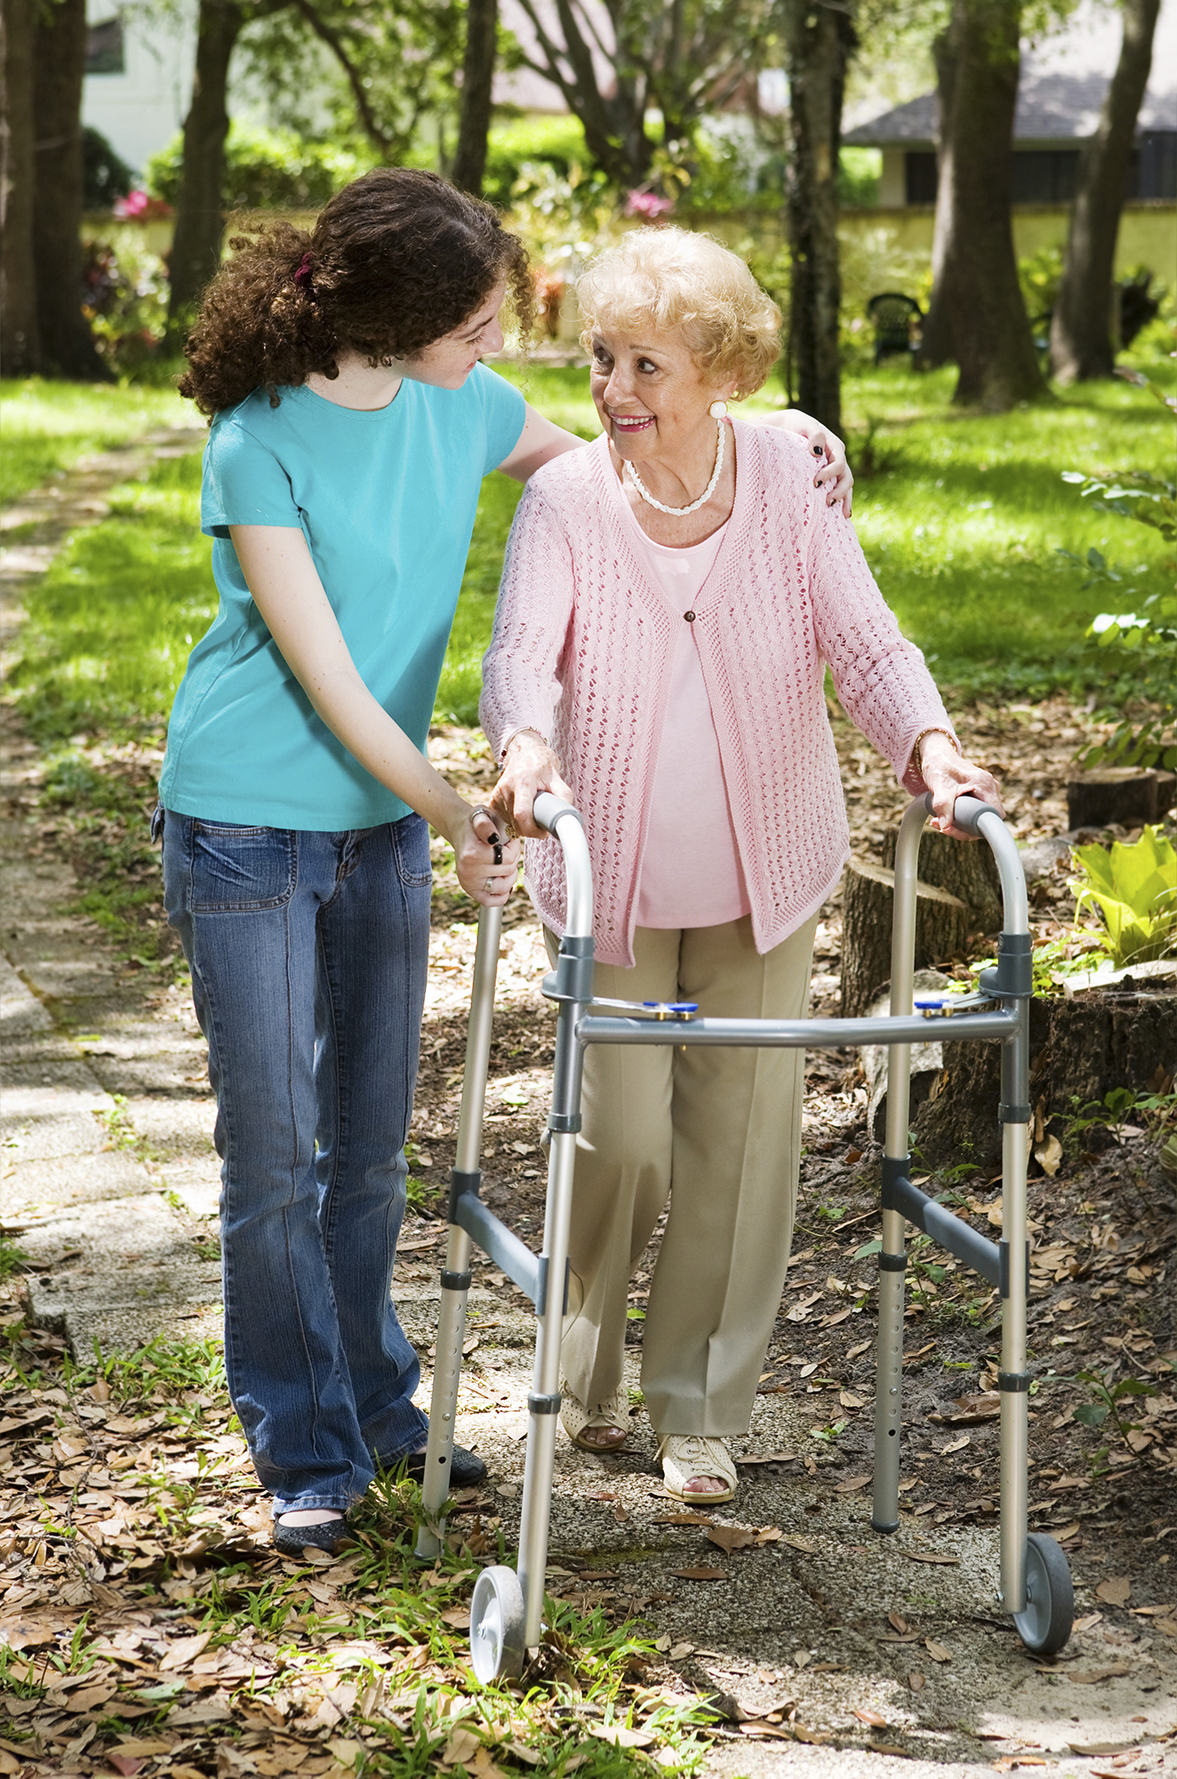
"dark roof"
845,67,1177,149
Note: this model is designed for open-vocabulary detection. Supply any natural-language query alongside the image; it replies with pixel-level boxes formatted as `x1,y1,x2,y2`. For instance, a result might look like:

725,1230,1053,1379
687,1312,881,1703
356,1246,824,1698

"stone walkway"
1,431,225,1355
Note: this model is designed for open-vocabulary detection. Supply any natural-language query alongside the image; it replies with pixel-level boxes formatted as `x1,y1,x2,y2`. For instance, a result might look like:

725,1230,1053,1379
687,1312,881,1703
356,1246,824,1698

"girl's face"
589,323,733,467
405,281,507,389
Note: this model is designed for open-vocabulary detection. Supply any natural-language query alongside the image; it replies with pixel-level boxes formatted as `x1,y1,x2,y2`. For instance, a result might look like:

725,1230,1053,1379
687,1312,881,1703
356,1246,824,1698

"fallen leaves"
832,1474,872,1493
672,1567,727,1581
906,1552,961,1566
706,1524,782,1552
1062,1665,1134,1684
931,1393,1002,1426
1095,1575,1131,1607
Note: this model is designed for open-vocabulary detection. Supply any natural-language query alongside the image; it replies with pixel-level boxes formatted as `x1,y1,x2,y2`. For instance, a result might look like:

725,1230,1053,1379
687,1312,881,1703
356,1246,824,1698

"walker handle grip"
533,793,583,836
924,791,995,838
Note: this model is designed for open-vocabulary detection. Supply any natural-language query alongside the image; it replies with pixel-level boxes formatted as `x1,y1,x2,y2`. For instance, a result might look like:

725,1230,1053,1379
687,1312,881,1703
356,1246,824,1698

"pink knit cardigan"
480,422,955,968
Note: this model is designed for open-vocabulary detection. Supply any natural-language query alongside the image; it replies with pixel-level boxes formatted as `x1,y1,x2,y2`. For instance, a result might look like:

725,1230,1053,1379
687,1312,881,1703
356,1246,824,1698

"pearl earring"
708,399,728,420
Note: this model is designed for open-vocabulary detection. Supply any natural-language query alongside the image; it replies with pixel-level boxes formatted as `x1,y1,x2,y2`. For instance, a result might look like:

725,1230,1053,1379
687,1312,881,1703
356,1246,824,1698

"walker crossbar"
449,1178,553,1312
417,790,1074,1682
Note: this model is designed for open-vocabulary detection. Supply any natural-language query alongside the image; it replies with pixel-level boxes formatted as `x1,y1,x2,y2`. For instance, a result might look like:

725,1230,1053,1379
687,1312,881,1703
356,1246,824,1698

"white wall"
81,0,196,180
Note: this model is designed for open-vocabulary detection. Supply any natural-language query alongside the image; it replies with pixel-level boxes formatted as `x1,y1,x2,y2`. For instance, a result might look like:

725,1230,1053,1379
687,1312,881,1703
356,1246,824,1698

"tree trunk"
880,826,1003,936
1050,0,1160,384
913,23,957,370
841,861,969,1017
452,0,497,196
1,0,40,373
167,0,244,331
932,0,1045,410
783,0,855,434
32,0,108,379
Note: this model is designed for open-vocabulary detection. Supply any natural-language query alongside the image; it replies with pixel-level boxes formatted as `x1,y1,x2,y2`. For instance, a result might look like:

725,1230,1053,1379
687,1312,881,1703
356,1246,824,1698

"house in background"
81,0,195,178
842,0,1177,276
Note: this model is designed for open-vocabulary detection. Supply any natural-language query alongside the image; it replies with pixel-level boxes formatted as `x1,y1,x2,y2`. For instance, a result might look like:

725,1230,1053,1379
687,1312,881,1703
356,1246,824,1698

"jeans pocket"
190,821,297,911
391,814,432,889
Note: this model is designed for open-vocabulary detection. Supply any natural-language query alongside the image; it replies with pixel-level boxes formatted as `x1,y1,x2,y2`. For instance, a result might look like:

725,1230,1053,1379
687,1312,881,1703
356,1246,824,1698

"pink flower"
113,190,173,220
624,190,674,220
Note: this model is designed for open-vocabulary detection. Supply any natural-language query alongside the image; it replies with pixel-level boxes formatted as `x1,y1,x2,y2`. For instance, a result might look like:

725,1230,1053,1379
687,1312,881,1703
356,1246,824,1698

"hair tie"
293,253,313,288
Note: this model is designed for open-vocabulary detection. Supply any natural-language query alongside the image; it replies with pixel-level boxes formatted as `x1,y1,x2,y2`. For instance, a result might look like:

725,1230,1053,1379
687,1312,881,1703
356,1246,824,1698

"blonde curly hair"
576,227,782,396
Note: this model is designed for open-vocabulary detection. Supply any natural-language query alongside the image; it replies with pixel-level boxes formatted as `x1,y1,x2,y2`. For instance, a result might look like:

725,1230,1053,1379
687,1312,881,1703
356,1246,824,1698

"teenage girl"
159,168,852,1555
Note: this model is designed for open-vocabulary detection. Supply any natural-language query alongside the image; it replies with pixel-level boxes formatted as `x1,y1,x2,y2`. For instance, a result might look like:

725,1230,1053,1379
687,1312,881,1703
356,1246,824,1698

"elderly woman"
481,229,1001,1506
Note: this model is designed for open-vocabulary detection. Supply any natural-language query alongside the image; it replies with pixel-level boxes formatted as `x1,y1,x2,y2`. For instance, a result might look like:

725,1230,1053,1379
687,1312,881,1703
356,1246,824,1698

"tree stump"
880,826,1003,935
841,861,969,1017
1067,767,1164,830
860,971,952,1142
911,976,1177,1172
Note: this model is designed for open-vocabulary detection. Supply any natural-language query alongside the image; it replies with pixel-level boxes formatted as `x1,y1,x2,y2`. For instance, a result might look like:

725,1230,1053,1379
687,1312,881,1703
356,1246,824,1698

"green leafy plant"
1070,1367,1150,1438
1069,824,1177,967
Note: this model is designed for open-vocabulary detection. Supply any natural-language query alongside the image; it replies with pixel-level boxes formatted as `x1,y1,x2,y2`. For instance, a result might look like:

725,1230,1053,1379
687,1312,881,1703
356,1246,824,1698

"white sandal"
656,1434,737,1505
560,1379,631,1452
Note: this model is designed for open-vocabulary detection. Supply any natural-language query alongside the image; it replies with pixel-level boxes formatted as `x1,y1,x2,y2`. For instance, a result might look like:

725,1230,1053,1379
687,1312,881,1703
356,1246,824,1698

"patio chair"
868,292,922,365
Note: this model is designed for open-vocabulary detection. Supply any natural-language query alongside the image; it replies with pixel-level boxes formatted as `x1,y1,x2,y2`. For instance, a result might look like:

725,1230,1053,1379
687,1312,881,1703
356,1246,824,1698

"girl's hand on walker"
919,733,1004,840
449,805,521,907
490,730,575,840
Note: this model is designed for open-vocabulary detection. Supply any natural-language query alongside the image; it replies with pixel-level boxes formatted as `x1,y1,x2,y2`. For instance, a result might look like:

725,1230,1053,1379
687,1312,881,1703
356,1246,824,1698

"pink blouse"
606,476,751,929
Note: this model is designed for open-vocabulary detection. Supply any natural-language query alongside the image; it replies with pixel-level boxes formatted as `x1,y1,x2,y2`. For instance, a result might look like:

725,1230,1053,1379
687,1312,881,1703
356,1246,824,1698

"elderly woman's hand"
761,410,854,516
490,729,576,840
918,732,1005,840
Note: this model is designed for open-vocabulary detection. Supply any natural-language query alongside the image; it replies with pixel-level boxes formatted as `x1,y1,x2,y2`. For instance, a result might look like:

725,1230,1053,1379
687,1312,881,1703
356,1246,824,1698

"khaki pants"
545,913,816,1437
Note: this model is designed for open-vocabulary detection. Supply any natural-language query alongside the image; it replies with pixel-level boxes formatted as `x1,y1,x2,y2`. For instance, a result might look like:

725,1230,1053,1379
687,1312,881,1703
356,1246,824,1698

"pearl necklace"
623,420,725,517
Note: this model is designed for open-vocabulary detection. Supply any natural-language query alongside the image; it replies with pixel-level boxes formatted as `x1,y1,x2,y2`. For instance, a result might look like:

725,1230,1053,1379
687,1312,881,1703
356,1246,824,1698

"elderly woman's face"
589,325,731,465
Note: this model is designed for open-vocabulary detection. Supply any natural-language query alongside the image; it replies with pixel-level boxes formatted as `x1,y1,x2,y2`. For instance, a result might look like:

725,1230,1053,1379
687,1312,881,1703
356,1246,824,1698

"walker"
415,793,1074,1680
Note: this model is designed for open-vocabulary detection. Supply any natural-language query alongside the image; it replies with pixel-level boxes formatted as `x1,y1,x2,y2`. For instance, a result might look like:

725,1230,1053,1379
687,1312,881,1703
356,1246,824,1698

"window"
85,18,124,75
1137,132,1177,200
905,152,938,205
1011,150,1080,203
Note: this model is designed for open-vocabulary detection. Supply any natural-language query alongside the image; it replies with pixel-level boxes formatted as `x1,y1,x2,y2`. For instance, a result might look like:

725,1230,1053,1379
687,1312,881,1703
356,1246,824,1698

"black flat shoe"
273,1515,353,1557
400,1442,487,1487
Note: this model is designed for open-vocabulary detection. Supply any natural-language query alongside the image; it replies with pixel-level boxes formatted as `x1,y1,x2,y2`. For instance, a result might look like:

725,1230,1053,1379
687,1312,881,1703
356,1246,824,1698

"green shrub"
83,125,135,211
145,122,370,212
483,115,592,210
82,229,170,375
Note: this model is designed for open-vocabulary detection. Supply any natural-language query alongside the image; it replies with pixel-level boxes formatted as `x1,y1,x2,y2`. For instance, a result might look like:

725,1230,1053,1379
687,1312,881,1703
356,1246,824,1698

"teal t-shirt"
159,364,525,830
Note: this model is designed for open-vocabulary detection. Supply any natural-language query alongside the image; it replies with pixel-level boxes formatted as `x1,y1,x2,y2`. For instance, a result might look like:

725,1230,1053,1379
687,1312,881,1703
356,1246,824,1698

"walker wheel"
469,1565,526,1683
1013,1532,1074,1656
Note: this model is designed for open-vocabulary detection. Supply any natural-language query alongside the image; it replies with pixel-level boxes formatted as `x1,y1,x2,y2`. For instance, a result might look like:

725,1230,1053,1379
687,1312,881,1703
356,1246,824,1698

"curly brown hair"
178,168,533,415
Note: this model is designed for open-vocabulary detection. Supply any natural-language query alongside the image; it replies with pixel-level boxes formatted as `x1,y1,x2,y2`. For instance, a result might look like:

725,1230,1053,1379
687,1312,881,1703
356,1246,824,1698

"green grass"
7,355,1174,835
838,360,1176,700
0,377,191,507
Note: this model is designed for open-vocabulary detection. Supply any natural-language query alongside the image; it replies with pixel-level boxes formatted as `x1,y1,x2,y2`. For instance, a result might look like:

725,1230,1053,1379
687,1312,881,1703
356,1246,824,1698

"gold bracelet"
500,727,548,761
913,727,960,776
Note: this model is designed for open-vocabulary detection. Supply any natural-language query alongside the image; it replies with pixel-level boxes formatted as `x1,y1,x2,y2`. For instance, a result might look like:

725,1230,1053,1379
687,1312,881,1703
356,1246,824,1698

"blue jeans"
160,810,432,1515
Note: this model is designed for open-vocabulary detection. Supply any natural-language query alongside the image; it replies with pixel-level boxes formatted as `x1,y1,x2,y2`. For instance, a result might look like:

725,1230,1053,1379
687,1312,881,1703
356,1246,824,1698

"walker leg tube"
873,800,925,1534
873,1209,906,1533
416,1226,472,1559
999,1010,1031,1614
415,906,503,1561
518,992,585,1647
